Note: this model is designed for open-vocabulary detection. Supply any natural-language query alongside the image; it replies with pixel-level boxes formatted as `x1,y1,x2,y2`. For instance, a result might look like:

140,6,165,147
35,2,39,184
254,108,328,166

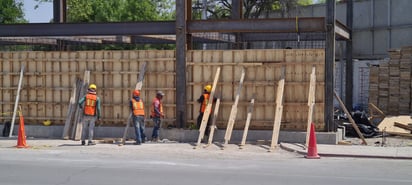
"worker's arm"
78,96,85,108
129,100,133,112
197,95,204,103
96,97,101,119
153,101,161,116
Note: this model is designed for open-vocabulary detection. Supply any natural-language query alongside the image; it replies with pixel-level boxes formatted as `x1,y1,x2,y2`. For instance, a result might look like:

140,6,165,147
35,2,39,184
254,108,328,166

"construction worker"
196,85,215,137
151,91,165,142
129,90,146,145
78,83,101,146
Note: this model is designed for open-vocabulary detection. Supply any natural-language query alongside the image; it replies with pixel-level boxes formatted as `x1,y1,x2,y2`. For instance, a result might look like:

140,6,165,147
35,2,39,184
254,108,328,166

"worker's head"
156,91,165,99
204,85,212,93
89,84,97,90
133,90,140,97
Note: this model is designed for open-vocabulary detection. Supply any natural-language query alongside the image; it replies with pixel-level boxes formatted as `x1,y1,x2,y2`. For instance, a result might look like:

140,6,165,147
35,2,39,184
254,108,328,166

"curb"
279,143,412,160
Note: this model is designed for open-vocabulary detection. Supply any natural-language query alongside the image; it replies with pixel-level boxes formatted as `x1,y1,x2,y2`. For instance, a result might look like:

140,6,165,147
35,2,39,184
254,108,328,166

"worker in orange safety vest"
129,90,146,145
196,85,216,137
78,83,101,146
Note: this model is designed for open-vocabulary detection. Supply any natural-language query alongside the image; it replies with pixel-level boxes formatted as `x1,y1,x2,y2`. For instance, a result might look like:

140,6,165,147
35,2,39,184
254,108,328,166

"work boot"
152,137,159,143
81,141,86,145
134,142,141,145
88,141,96,146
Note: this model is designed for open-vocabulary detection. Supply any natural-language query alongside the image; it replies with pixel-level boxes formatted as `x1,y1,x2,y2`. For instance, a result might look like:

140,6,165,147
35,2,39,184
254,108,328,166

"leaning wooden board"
73,70,90,141
269,66,285,151
120,62,147,145
194,67,220,149
239,98,255,149
305,66,316,147
224,68,246,145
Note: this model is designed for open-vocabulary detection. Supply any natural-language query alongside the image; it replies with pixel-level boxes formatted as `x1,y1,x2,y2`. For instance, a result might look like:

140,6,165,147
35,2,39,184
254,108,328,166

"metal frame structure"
0,0,352,131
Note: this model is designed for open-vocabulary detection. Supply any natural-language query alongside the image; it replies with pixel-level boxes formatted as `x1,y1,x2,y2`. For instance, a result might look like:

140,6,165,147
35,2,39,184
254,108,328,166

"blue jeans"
132,115,145,143
151,117,161,139
81,115,96,142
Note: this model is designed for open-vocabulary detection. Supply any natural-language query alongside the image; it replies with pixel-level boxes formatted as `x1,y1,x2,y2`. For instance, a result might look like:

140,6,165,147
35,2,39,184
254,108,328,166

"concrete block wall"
1,125,339,145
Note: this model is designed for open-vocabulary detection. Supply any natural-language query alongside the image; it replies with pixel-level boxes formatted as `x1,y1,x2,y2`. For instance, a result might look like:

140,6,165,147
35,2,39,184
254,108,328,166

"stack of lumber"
369,46,412,115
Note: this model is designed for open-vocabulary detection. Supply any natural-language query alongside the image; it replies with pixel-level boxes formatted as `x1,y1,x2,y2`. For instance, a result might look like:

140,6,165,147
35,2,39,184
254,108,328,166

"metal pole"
176,0,187,128
202,0,207,50
345,0,353,111
9,65,24,137
325,0,336,132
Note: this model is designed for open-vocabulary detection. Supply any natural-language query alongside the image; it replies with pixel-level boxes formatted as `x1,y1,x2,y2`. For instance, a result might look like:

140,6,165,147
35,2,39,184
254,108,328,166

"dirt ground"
345,135,412,147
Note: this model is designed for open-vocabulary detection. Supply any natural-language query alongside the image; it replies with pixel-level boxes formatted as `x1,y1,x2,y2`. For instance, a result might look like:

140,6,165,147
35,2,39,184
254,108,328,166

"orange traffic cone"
305,123,320,159
16,111,28,148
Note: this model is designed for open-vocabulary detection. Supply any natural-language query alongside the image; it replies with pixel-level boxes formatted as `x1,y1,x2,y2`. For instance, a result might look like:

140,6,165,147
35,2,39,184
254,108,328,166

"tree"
0,0,27,23
35,0,175,22
196,0,315,20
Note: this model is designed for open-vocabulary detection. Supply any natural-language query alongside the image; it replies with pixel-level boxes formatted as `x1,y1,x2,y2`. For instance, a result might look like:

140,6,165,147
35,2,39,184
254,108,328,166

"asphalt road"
0,142,411,185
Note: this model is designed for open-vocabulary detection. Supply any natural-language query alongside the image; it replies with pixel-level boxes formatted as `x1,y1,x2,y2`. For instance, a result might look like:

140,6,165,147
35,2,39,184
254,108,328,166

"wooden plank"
204,98,221,148
239,98,255,149
224,67,246,145
9,65,24,137
334,90,367,145
394,122,412,132
386,131,412,139
305,66,316,147
62,78,80,139
194,67,220,149
269,66,285,151
73,70,90,141
120,62,147,146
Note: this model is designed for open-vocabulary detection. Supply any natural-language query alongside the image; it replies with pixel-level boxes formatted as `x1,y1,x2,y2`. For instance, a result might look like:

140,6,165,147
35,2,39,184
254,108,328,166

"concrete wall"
334,59,383,110
271,0,412,59
0,124,340,145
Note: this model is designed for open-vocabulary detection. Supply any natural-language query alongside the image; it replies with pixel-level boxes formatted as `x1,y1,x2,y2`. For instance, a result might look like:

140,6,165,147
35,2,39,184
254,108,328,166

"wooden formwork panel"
0,50,176,126
1,49,324,131
187,49,325,131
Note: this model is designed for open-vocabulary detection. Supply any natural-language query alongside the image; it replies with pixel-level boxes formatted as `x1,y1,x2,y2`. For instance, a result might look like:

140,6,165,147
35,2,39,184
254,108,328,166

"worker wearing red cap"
150,91,165,142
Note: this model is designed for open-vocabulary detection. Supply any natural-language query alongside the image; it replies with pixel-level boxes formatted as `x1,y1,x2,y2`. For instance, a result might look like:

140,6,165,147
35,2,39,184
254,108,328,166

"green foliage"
65,0,174,22
298,0,314,6
205,0,315,19
0,0,27,23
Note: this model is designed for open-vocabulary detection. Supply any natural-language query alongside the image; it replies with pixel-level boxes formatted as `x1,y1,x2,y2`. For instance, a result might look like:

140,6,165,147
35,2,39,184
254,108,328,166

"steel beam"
175,0,187,128
335,20,350,40
325,0,336,132
0,22,176,37
188,18,325,33
242,32,326,41
345,0,354,112
53,0,66,23
0,18,326,37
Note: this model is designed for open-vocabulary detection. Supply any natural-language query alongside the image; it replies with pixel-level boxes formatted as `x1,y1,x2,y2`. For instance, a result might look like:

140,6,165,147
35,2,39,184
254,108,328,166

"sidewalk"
280,142,412,160
1,137,412,160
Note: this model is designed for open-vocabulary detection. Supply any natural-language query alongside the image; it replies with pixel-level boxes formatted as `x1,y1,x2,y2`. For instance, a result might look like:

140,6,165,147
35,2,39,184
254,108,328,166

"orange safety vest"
131,98,145,116
84,93,97,116
200,93,210,113
151,98,163,117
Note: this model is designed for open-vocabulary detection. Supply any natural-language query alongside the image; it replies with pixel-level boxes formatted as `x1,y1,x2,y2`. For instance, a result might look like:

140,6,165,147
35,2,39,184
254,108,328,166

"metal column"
345,0,353,111
325,0,336,132
176,0,187,128
231,0,243,49
53,0,66,23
